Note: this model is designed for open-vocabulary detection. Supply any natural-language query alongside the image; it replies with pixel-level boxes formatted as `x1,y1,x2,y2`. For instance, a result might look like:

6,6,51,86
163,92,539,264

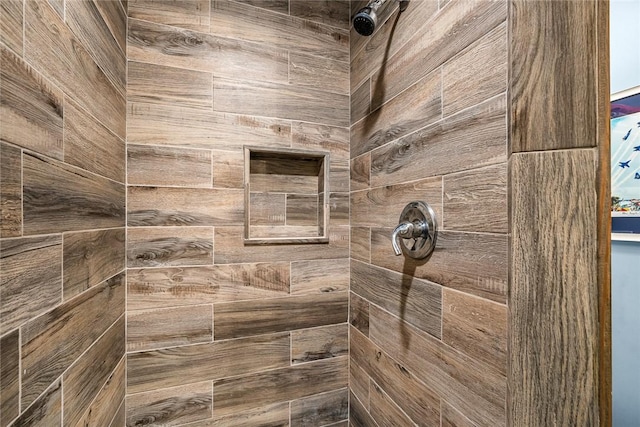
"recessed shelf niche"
244,146,330,244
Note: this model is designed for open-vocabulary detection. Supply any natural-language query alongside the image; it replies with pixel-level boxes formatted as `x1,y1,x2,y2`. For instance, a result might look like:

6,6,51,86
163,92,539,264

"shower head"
353,0,408,37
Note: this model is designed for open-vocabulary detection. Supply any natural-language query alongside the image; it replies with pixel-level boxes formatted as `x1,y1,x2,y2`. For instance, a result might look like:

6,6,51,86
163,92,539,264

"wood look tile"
76,357,125,427
94,0,127,53
127,186,243,227
233,0,289,14
349,391,375,427
127,227,213,268
370,381,415,427
22,153,125,235
212,149,244,189
65,0,126,96
127,305,212,352
0,235,62,335
63,228,125,301
510,149,599,425
24,0,125,138
290,258,349,295
128,0,210,32
249,193,286,226
291,324,348,364
46,0,63,18
350,227,370,263
1,330,20,426
214,291,348,340
443,163,507,233
64,99,126,182
211,0,349,61
127,263,290,311
350,292,370,336
0,46,63,159
371,228,507,303
349,360,369,411
291,121,349,160
290,0,350,29
329,193,349,226
351,260,442,339
290,389,349,426
214,225,349,264
286,194,318,226
127,61,213,109
214,77,349,128
128,18,288,83
21,273,125,408
351,327,440,427
127,333,290,394
350,153,370,191
370,94,507,187
127,145,212,187
127,102,292,150
109,400,126,427
441,400,475,427
0,0,23,54
0,143,22,238
213,357,348,416
126,381,213,427
351,70,441,158
63,316,125,427
10,379,61,427
443,22,507,117
184,402,289,427
289,52,349,94
350,79,370,126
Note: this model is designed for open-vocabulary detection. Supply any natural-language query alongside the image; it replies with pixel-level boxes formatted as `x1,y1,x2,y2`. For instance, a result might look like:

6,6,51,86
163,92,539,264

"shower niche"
244,146,330,244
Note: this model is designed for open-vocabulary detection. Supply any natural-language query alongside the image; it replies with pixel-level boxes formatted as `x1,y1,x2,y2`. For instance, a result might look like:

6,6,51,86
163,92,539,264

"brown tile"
127,305,212,352
349,360,369,411
0,46,63,159
126,382,213,427
63,228,125,300
128,0,211,32
76,357,125,427
109,400,126,427
213,357,348,416
46,0,63,18
0,235,62,335
350,227,370,263
370,381,415,427
329,193,349,226
214,291,348,340
21,273,125,408
290,258,349,295
291,324,348,364
290,388,349,426
233,0,288,14
350,292,370,336
349,390,375,427
441,400,475,427
127,263,290,311
0,143,22,238
22,153,125,235
350,79,370,125
95,0,127,53
127,186,242,227
286,194,318,226
289,0,350,29
212,149,244,189
128,145,212,187
249,193,286,226
0,329,19,426
350,153,370,191
185,402,289,427
127,333,290,394
0,0,23,54
127,227,213,268
11,379,61,427
289,52,349,94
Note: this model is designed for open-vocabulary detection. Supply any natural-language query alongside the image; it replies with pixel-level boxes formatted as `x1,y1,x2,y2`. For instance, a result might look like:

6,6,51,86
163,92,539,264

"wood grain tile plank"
351,327,440,427
47,0,63,18
127,227,213,268
0,235,62,335
291,324,348,364
211,0,349,61
246,225,322,240
127,304,212,352
290,258,349,295
350,292,369,336
128,0,210,32
127,102,292,150
290,0,350,29
23,153,125,235
183,402,289,427
214,291,348,340
249,193,286,226
232,0,289,14
127,333,290,394
0,143,21,238
286,194,318,226
289,52,349,94
128,145,212,187
349,360,370,411
63,228,125,301
0,0,23,54
212,149,244,189
350,153,370,191
128,18,288,83
214,225,349,264
369,305,506,426
127,263,290,311
329,193,349,226
24,0,125,138
94,0,127,53
20,273,125,408
351,260,441,339
213,357,348,416
214,77,349,128
351,79,370,126
250,173,318,194
290,388,349,426
349,391,375,427
109,400,125,427
127,186,242,227
510,149,599,425
443,163,507,233
370,381,415,427
371,228,507,303
126,381,213,427
350,227,370,263
370,94,507,187
0,330,20,426
350,70,441,158
0,47,63,159
442,22,507,117
64,99,126,182
63,316,125,427
127,61,213,109
76,357,125,427
10,379,61,427
441,400,475,427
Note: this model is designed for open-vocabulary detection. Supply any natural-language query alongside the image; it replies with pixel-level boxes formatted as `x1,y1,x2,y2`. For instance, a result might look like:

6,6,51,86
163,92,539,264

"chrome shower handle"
392,220,427,255
391,201,438,260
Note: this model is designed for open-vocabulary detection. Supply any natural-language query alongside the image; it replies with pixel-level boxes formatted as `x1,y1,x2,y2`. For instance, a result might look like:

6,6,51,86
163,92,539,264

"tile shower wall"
125,0,350,424
0,1,126,426
349,0,509,425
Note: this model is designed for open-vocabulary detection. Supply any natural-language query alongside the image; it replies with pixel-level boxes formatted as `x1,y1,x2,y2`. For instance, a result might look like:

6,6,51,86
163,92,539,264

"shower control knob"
391,201,437,260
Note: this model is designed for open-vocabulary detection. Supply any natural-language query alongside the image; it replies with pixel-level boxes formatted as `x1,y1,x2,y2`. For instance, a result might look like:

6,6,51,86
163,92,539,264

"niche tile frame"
243,146,330,244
